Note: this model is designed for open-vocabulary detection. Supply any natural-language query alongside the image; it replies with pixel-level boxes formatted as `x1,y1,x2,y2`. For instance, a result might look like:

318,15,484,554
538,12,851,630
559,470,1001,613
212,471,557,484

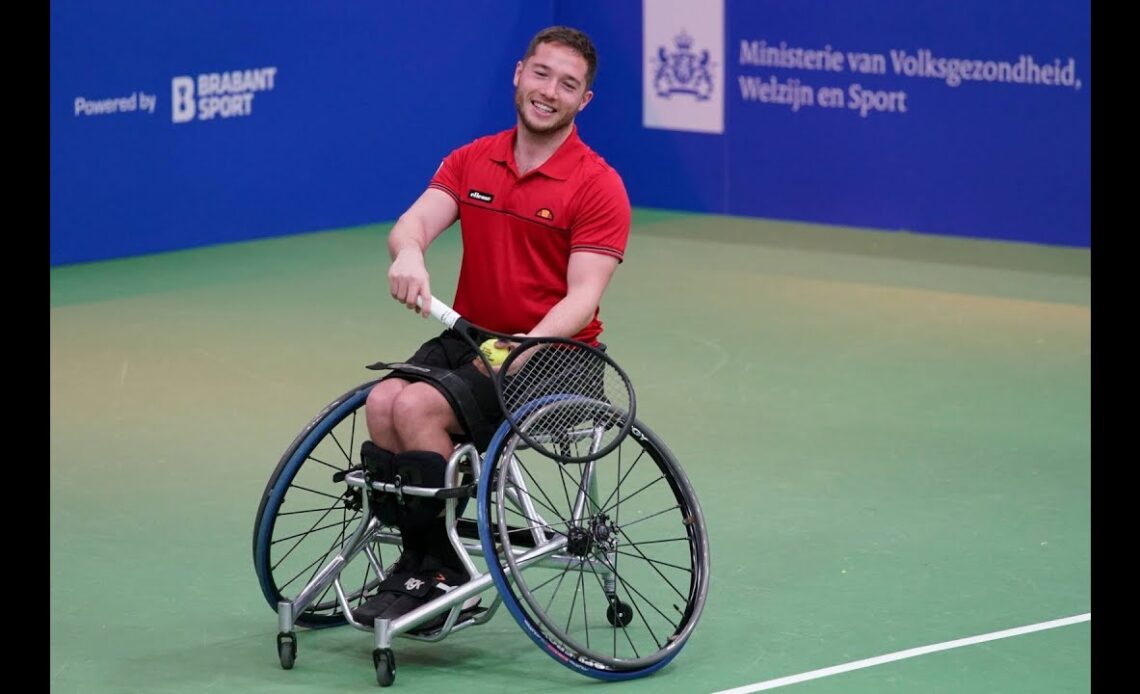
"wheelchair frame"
253,379,710,687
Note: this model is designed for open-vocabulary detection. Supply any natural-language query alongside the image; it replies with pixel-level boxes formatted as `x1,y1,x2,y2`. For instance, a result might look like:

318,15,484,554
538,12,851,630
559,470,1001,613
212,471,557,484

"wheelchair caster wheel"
373,647,395,687
606,600,633,627
277,631,297,669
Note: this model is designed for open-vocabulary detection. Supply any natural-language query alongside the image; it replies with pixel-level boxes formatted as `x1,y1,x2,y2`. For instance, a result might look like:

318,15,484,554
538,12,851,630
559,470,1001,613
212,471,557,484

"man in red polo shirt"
353,26,631,629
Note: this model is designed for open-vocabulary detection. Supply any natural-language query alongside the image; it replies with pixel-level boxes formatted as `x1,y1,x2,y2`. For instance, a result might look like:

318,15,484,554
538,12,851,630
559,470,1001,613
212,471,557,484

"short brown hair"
523,26,598,89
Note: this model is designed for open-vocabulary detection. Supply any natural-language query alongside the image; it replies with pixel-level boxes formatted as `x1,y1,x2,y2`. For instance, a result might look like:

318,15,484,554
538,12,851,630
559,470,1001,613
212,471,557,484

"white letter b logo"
172,76,195,123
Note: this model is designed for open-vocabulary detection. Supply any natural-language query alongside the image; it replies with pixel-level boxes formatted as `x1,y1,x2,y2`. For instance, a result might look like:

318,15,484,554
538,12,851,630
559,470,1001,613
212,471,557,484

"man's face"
513,41,594,136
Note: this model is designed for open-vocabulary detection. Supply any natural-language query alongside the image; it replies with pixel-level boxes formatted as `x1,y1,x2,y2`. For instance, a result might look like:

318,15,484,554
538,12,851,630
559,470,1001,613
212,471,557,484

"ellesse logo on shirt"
468,189,494,203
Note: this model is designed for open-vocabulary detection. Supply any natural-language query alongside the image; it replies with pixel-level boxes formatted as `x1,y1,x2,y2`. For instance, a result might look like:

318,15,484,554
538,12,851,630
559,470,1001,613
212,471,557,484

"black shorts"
382,329,503,450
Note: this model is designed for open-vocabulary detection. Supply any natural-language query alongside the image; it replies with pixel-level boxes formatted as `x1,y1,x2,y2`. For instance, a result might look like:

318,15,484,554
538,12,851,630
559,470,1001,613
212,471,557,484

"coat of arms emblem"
653,30,714,100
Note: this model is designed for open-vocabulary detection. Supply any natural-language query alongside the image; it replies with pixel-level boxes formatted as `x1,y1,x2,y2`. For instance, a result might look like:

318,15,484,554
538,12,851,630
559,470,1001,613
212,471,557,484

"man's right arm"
388,187,459,316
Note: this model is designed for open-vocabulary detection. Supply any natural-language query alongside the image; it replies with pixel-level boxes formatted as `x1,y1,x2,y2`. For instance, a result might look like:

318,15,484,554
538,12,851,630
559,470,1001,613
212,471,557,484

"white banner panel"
643,0,725,134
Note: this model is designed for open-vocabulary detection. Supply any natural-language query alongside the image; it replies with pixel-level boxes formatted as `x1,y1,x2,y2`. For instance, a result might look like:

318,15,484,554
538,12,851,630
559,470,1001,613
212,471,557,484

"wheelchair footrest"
455,518,536,548
406,604,488,637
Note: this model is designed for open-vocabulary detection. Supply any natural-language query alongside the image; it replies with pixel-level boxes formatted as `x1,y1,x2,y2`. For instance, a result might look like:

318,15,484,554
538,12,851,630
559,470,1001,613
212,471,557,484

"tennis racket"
416,295,635,464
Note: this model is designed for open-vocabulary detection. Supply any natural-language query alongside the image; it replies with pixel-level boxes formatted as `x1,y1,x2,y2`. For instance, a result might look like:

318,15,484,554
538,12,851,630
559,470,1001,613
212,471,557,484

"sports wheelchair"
252,377,710,686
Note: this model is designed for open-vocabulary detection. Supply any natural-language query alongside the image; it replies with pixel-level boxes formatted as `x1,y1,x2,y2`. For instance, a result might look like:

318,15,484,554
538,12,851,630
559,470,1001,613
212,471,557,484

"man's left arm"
526,251,621,338
528,167,630,338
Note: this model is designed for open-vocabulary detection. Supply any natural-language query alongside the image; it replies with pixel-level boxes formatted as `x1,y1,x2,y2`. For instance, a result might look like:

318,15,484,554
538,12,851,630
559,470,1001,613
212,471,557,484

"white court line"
711,613,1090,694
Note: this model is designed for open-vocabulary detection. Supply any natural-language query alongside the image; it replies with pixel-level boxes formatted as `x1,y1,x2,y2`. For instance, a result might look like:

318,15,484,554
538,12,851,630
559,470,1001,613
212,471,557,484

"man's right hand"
388,249,431,317
384,186,459,318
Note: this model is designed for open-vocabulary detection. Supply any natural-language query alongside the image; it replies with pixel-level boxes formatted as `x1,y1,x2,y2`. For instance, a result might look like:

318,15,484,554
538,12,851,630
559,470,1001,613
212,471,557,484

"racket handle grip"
417,295,459,328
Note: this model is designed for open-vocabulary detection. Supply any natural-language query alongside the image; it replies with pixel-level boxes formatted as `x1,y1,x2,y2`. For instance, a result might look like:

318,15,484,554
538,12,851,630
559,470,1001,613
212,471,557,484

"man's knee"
391,383,454,428
366,379,406,419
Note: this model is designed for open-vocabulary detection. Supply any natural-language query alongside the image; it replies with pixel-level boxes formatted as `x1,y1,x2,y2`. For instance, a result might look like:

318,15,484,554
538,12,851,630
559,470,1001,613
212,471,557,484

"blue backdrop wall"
50,0,554,265
50,0,1089,266
563,0,1090,248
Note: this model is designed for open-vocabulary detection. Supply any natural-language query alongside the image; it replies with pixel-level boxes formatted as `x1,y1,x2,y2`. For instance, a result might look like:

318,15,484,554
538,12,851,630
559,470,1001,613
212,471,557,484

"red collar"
488,125,584,180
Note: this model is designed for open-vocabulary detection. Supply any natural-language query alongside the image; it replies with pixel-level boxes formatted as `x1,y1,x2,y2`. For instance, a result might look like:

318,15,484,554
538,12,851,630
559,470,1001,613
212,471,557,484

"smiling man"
353,26,632,629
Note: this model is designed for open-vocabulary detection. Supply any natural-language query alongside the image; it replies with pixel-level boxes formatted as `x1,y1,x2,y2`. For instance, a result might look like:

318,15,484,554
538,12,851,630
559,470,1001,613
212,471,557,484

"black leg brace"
360,441,398,526
389,450,464,572
360,443,463,571
352,450,474,630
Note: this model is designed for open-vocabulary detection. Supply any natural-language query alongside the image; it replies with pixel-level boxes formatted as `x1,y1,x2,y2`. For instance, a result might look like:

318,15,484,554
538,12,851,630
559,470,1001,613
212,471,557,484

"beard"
514,86,577,136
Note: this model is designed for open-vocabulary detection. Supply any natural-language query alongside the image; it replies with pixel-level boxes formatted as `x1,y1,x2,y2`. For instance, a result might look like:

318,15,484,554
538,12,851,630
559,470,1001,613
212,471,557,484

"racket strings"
499,342,632,459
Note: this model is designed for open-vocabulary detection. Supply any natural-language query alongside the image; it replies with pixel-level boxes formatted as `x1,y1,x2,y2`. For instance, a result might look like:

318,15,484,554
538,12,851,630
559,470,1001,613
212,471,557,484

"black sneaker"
352,549,422,624
407,557,483,634
351,554,480,631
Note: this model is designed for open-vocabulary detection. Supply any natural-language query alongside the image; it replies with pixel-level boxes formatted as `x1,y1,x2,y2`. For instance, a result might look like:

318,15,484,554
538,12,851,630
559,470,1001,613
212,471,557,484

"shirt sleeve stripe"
570,244,625,261
428,182,459,203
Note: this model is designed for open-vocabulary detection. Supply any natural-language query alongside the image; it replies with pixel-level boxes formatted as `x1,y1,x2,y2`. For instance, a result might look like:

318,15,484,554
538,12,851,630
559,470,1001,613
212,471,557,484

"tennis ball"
479,338,510,367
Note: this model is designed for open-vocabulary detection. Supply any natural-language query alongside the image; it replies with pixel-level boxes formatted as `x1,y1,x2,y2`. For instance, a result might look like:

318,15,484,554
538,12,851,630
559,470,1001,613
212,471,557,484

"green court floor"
50,210,1090,692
